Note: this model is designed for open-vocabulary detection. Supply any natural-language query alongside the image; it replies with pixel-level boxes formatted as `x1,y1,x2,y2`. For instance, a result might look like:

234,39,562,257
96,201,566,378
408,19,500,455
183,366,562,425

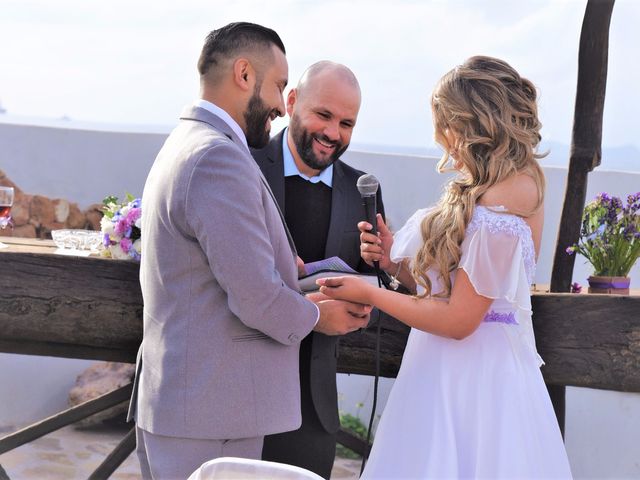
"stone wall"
0,169,103,239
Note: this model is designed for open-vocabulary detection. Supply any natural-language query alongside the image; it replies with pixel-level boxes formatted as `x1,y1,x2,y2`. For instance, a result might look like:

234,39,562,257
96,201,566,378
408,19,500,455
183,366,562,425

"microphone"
356,174,380,270
356,174,379,236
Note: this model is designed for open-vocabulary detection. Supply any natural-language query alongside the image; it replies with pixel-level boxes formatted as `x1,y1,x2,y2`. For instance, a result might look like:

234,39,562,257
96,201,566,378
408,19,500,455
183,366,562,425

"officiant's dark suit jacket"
252,129,385,476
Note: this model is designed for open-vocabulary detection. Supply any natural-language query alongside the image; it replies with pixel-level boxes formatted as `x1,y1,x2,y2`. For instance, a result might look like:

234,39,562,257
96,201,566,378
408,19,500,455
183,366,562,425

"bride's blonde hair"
414,56,545,298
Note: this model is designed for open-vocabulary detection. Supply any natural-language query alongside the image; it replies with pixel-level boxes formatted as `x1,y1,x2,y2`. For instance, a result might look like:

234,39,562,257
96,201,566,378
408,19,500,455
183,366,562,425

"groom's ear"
233,58,253,92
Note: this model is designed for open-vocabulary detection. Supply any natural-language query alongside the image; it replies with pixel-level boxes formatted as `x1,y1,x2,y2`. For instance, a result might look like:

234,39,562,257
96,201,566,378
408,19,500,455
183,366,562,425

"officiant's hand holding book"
298,256,379,293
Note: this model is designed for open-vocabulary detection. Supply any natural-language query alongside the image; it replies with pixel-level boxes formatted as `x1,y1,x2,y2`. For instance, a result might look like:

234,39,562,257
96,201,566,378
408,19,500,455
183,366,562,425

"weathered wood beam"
337,295,640,393
336,428,370,458
1,248,639,392
550,0,615,293
0,464,10,480
0,251,142,362
547,0,615,436
0,384,133,455
88,427,136,480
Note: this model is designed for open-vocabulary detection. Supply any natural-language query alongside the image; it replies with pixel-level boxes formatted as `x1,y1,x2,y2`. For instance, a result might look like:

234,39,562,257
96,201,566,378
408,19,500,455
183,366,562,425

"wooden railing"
1,237,639,472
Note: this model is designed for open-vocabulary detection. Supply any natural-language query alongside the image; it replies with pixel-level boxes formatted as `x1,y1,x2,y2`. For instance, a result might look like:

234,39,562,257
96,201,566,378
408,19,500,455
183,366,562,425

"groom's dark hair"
198,22,286,78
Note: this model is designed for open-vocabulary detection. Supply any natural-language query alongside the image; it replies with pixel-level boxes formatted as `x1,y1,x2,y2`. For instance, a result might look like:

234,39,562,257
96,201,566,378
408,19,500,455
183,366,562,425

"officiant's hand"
313,299,371,335
359,213,394,271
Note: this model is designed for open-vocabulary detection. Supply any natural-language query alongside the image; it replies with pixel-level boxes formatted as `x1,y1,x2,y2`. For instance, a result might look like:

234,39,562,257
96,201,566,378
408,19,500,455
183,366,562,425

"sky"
1,0,639,168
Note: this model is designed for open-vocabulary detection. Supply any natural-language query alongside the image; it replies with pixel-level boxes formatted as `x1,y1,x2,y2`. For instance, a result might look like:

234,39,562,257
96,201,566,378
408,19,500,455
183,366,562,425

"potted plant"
566,192,640,294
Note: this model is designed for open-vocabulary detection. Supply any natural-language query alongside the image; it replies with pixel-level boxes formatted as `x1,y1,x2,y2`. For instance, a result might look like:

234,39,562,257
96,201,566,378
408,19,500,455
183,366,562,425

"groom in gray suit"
129,23,371,479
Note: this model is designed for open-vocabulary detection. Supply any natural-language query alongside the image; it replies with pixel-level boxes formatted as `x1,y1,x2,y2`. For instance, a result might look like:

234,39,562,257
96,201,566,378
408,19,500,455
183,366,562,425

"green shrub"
336,412,369,459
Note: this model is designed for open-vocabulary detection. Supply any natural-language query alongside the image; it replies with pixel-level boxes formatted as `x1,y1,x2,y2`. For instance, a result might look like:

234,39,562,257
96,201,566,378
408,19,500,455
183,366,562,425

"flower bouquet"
567,192,640,293
101,194,142,261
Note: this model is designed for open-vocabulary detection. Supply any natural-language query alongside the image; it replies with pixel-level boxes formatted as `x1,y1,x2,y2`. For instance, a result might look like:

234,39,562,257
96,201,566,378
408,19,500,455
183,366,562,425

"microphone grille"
356,174,379,196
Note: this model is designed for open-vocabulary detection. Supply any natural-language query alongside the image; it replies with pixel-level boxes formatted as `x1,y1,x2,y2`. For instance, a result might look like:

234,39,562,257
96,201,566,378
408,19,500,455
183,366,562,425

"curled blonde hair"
414,56,545,298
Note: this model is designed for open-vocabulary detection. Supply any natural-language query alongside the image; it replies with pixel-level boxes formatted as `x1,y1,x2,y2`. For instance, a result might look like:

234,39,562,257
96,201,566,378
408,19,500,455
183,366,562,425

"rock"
68,362,135,427
53,199,70,224
30,195,55,228
11,193,32,226
11,224,37,238
41,221,66,238
84,204,104,232
67,203,87,229
0,169,22,194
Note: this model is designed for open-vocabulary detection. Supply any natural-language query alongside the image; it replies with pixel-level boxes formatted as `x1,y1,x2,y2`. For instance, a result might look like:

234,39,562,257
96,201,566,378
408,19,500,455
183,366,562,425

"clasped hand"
307,290,372,336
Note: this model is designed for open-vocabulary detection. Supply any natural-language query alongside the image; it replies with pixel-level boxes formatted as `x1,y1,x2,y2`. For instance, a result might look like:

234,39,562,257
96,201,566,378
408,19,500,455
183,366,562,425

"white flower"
135,217,142,229
109,243,131,260
100,216,116,236
132,238,142,255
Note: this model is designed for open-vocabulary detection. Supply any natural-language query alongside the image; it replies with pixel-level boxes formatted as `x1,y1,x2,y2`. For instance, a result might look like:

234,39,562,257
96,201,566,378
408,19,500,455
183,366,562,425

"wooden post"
547,0,615,436
550,0,615,292
88,427,136,480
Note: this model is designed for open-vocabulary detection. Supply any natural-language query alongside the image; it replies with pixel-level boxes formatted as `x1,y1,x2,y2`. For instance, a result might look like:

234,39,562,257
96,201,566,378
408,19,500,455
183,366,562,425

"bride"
318,56,572,479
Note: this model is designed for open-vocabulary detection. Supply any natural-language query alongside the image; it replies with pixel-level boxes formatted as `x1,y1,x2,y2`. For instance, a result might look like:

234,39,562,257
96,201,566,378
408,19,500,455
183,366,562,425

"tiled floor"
0,423,362,479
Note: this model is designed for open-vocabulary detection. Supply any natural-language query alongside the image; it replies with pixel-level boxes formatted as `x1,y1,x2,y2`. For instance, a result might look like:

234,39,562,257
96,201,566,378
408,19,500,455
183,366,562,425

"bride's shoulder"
478,173,539,214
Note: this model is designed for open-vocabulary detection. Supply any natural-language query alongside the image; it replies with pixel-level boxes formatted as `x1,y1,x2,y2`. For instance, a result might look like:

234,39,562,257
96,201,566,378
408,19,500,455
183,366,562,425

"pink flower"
127,207,141,225
114,218,128,236
120,237,132,253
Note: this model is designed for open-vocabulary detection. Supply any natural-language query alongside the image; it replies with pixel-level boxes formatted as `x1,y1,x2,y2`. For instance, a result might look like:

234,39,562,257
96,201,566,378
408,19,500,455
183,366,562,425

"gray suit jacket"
130,106,318,440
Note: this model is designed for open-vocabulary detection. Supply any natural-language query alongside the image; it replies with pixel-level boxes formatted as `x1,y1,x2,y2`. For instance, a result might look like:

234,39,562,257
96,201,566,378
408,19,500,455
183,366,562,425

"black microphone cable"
360,264,384,476
355,174,394,475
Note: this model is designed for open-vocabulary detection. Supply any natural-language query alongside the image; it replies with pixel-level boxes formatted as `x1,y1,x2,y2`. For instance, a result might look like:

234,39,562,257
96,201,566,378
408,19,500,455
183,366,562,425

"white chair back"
188,457,325,480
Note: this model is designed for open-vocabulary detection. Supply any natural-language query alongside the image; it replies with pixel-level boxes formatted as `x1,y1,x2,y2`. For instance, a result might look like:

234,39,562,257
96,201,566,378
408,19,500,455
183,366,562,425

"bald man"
251,61,385,478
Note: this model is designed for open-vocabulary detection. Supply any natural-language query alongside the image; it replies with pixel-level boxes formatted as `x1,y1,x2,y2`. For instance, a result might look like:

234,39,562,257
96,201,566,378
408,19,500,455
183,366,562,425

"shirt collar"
194,99,249,152
282,128,333,187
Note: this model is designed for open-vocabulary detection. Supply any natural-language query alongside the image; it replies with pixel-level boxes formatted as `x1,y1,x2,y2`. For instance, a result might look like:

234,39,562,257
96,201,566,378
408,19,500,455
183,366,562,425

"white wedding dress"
361,206,572,479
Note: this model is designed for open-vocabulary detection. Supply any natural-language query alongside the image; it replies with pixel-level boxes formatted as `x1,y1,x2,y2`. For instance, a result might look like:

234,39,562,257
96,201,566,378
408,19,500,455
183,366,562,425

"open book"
298,256,379,292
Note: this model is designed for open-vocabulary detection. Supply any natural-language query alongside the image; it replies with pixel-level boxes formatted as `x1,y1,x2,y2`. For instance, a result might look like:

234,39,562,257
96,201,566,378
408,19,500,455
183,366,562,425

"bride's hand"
316,276,374,305
359,214,394,271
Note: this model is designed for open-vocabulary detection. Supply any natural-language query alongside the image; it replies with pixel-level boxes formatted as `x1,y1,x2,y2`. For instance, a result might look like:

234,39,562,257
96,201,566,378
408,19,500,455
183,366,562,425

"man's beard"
244,85,273,149
289,114,348,171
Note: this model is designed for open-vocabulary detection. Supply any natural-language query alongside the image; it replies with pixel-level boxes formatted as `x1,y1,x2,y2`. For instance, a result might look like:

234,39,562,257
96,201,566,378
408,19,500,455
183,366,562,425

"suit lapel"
182,108,297,258
324,161,348,258
259,131,286,211
258,173,297,258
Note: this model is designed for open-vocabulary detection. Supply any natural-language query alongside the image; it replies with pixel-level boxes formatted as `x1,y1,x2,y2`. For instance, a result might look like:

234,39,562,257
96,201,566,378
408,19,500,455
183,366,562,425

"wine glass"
0,186,14,248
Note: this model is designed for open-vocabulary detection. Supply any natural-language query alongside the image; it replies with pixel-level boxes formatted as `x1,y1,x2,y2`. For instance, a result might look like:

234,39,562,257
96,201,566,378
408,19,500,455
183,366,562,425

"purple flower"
570,282,582,294
120,237,132,253
114,217,128,236
566,246,575,255
126,207,141,225
103,233,112,247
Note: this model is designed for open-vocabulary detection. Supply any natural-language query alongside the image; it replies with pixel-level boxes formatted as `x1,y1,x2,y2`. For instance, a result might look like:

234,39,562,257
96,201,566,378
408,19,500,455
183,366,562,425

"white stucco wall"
0,118,638,478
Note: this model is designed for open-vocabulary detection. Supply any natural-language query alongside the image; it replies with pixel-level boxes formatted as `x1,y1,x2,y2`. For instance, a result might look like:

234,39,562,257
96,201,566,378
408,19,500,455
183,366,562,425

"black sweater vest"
284,175,332,263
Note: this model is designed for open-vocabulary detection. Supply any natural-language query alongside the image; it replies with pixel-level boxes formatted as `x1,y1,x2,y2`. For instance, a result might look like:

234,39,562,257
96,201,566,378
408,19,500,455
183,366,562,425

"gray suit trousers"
136,426,264,480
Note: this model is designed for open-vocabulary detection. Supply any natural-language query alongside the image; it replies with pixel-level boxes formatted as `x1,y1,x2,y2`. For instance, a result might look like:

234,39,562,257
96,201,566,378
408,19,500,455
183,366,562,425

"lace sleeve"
458,221,526,303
